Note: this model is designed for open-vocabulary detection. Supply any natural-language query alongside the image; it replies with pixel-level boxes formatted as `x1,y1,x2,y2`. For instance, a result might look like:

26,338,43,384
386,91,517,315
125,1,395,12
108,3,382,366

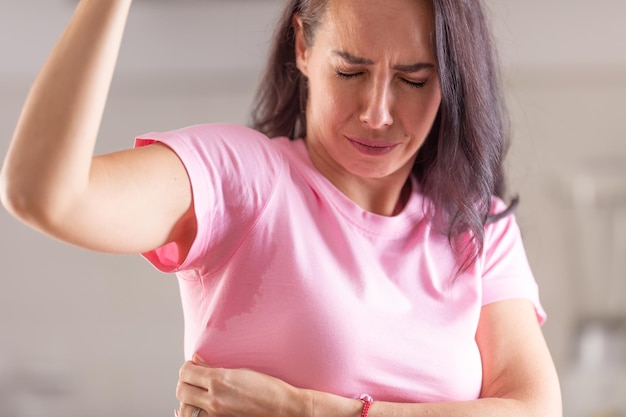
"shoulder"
482,196,524,250
136,123,291,171
136,123,270,148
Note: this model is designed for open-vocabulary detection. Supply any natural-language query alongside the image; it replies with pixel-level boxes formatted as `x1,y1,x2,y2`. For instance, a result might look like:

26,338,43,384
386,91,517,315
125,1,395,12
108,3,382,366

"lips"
346,136,399,156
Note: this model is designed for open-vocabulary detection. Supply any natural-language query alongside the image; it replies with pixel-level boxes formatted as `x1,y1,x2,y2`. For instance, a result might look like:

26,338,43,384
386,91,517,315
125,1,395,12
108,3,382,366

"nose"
359,80,394,129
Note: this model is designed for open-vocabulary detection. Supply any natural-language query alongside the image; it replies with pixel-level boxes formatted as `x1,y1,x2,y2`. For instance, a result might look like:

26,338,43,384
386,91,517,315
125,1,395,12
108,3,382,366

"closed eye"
401,78,428,89
336,69,429,89
335,70,363,80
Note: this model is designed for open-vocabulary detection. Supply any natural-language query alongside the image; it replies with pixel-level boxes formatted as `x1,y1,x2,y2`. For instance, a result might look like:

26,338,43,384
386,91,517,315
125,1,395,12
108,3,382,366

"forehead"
317,0,436,59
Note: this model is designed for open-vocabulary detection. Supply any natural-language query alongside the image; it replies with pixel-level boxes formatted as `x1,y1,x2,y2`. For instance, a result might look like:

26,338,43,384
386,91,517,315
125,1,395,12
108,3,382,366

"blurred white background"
1,1,625,416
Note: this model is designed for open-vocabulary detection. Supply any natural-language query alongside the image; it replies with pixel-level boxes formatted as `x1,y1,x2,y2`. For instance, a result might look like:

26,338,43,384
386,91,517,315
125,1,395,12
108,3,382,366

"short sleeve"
480,199,547,324
134,123,283,274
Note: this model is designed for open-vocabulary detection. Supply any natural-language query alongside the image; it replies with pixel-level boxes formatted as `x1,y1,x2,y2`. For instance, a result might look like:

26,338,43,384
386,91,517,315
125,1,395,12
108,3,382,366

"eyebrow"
332,50,435,72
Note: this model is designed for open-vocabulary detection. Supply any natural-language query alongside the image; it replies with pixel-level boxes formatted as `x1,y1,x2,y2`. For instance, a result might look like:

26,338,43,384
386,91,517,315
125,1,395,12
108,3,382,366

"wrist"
359,394,373,417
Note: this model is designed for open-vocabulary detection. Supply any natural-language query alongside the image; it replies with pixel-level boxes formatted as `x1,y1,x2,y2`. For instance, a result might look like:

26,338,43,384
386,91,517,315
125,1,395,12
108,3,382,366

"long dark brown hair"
251,0,517,272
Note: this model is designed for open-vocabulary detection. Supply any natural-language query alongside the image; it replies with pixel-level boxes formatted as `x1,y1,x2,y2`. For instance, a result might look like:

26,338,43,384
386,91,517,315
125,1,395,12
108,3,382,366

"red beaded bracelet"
359,393,373,417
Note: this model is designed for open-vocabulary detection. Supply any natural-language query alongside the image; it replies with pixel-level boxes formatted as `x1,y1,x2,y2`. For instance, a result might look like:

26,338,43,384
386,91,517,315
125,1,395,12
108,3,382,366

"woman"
0,0,562,416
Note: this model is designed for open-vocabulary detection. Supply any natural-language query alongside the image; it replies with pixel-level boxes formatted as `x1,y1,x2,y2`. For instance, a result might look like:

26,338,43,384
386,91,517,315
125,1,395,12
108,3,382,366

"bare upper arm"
47,142,196,257
476,299,562,416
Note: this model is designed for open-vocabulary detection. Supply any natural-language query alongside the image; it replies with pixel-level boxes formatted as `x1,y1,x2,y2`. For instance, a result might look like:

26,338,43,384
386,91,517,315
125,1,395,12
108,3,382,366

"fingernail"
174,409,179,417
193,353,207,364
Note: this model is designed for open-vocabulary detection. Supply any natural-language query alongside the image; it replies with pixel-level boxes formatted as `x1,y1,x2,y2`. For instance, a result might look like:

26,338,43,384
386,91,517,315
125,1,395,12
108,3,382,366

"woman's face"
296,0,441,190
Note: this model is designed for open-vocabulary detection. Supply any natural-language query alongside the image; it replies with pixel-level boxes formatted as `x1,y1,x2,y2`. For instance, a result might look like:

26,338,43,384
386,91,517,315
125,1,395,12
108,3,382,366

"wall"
490,3,626,414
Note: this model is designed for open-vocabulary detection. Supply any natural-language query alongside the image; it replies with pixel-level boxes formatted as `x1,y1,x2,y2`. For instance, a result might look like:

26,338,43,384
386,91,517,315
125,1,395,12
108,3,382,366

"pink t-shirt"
135,123,546,404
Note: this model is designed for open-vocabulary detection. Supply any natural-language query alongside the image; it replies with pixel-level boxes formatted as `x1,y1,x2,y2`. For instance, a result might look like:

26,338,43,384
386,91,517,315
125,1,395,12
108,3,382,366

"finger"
179,361,215,389
193,353,208,365
176,380,209,408
179,361,202,385
179,402,207,417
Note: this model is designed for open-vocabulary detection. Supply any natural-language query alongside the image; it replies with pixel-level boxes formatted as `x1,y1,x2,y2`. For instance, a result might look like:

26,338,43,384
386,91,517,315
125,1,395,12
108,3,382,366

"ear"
293,15,309,77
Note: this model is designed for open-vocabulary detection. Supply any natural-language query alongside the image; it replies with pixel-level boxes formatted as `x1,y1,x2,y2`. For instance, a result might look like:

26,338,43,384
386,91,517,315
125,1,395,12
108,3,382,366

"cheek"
310,79,351,123
407,86,441,130
427,79,442,112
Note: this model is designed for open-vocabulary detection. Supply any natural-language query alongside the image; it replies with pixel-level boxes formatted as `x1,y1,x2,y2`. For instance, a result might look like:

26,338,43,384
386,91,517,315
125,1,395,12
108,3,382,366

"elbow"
0,166,58,230
1,170,36,224
0,166,19,217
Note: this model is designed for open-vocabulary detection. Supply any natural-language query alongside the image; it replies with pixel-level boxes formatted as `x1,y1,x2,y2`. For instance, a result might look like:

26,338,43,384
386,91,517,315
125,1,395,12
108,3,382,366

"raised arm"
0,0,195,257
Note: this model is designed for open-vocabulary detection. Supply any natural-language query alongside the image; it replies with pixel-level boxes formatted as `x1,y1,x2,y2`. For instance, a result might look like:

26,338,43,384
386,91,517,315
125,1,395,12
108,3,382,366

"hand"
175,354,309,417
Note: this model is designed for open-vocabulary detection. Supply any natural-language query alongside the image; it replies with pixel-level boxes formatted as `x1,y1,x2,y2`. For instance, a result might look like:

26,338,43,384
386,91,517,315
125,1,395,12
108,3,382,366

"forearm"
0,0,132,225
306,391,556,417
178,303,561,417
177,372,558,417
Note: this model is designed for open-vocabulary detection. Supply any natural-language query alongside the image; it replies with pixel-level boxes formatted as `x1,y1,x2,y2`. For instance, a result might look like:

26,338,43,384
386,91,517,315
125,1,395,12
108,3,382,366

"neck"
304,137,414,216
331,173,412,217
